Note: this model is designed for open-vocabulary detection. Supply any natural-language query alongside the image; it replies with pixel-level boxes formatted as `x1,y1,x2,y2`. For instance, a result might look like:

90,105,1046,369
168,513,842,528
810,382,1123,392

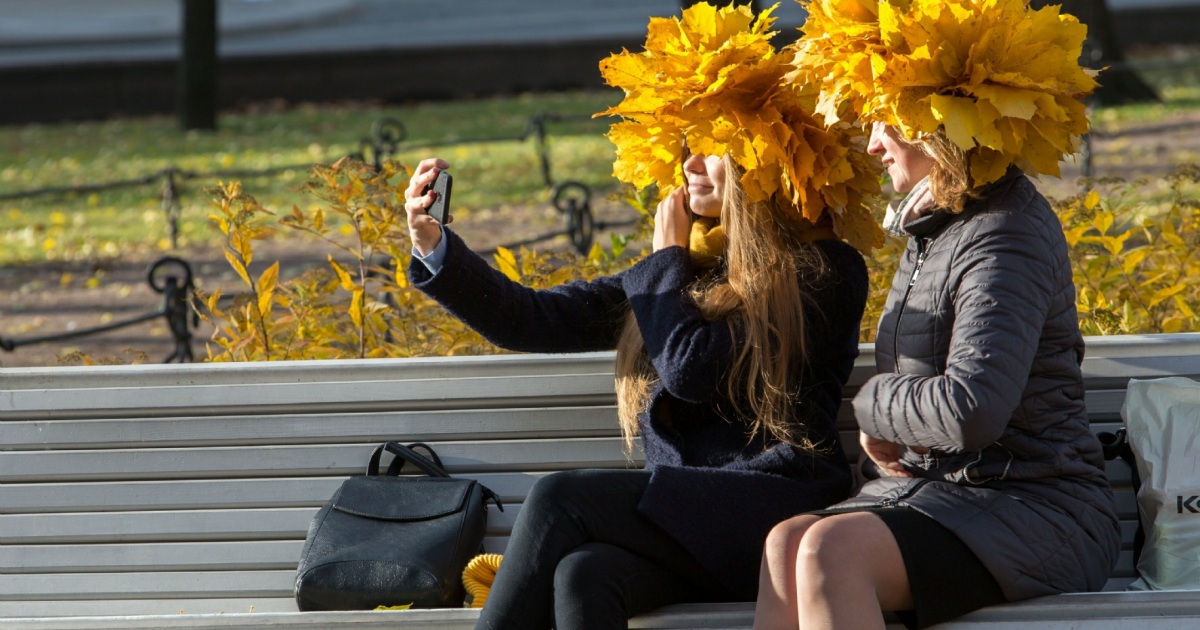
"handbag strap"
364,441,505,512
1097,428,1144,566
367,441,449,478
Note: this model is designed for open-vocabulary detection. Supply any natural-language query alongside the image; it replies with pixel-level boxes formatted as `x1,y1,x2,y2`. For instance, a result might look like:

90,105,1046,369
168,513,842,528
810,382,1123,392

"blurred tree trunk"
1031,0,1158,105
179,0,218,131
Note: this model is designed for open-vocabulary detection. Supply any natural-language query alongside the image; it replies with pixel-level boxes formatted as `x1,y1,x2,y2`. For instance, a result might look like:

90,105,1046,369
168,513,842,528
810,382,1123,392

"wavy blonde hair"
914,131,978,213
613,156,827,453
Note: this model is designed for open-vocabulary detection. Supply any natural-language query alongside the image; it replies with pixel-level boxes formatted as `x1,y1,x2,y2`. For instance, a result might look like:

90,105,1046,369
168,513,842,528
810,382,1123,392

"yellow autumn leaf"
205,288,224,318
1063,225,1087,248
1084,190,1101,211
348,288,365,328
373,603,412,611
1148,284,1187,309
1138,271,1172,291
494,247,520,282
225,250,253,288
256,262,279,317
1162,316,1186,334
1121,249,1148,276
1101,232,1131,257
328,256,359,292
1173,294,1197,319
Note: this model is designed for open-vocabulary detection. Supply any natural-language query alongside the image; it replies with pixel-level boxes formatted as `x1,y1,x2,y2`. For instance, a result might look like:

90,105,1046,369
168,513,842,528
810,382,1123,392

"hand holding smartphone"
423,170,453,224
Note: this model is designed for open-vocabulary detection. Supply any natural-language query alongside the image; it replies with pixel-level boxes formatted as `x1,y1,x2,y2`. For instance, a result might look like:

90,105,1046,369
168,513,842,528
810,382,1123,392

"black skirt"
866,506,1006,629
807,505,1006,629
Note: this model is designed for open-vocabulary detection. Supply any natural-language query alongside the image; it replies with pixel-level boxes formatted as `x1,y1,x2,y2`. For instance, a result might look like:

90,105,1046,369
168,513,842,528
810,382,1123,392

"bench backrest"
3,333,1199,618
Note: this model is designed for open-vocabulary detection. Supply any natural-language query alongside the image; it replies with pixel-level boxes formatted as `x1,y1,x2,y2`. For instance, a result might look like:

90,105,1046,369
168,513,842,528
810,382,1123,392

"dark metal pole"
179,0,218,131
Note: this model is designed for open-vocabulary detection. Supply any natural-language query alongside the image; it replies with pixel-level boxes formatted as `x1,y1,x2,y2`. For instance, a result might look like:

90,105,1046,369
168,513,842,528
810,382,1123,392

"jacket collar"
902,166,1026,238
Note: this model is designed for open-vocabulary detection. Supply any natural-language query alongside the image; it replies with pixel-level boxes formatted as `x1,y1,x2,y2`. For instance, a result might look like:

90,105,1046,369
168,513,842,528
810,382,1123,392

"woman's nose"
867,124,885,155
683,152,705,172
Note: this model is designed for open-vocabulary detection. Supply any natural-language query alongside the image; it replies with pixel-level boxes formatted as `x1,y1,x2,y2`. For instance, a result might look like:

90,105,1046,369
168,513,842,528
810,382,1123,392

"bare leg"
753,514,821,630
753,512,912,630
797,512,911,630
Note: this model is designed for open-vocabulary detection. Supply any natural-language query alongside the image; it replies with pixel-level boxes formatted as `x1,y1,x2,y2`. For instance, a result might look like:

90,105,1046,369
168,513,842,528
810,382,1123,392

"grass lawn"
1,91,621,265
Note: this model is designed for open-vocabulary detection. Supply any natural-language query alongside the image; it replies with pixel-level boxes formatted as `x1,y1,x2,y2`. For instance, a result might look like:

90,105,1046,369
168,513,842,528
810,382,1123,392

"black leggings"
475,469,724,630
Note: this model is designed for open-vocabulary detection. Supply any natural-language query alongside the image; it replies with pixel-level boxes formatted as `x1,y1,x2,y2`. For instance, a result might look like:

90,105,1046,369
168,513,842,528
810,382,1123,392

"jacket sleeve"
854,210,1058,453
612,245,735,403
407,228,628,353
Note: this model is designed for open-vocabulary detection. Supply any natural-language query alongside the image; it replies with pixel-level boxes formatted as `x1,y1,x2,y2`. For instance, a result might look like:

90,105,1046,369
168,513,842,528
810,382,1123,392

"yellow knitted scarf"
689,217,726,269
462,553,503,608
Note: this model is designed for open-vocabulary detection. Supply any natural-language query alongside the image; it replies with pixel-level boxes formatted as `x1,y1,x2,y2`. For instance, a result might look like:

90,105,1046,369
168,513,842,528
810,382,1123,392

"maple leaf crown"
788,0,1098,186
596,1,885,253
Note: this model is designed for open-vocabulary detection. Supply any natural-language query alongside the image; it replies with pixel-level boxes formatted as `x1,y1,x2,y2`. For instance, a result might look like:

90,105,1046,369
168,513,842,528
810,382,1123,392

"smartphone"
424,170,452,224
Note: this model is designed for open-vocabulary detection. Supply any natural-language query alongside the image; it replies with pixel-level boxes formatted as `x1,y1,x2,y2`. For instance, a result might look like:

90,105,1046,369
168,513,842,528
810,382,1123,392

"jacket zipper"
893,237,930,371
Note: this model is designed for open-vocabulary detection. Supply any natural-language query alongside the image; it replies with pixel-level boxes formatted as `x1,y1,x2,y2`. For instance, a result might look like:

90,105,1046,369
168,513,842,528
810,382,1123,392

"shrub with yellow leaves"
192,161,1198,362
194,160,643,361
790,0,1098,186
597,1,884,252
854,167,1200,341
1054,165,1200,336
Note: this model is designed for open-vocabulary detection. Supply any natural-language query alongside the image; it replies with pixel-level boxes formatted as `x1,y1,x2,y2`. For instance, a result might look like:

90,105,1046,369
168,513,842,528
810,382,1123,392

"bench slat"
1,542,303,574
0,571,293,600
0,374,617,421
2,505,523,545
0,473,549,514
0,607,481,628
1,407,620,450
0,352,620,391
1,509,315,545
0,438,642,483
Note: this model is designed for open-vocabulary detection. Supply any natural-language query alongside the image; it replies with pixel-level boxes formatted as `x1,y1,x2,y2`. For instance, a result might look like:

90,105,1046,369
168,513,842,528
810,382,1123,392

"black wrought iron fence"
0,257,199,362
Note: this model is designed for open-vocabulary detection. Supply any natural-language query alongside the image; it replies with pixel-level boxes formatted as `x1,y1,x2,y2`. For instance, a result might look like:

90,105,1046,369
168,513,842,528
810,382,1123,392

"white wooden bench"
3,333,1200,629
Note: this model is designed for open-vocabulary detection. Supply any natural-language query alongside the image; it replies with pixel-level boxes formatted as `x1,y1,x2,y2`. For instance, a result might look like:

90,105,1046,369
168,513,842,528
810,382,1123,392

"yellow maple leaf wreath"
597,2,885,253
789,0,1098,186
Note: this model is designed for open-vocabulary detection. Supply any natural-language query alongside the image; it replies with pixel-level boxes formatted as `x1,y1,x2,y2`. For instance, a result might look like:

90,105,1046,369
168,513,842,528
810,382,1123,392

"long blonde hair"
613,156,827,452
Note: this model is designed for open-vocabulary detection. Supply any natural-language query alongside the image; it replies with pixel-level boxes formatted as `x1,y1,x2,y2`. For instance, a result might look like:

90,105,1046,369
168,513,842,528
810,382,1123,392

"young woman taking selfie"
403,4,884,629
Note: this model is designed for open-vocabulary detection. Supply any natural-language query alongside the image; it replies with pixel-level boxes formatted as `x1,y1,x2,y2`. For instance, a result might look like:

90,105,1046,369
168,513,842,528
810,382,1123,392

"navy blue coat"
409,228,867,594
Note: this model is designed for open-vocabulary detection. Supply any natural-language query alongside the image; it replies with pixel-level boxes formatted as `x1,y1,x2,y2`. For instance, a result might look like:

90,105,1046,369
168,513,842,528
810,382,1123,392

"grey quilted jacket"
837,169,1120,601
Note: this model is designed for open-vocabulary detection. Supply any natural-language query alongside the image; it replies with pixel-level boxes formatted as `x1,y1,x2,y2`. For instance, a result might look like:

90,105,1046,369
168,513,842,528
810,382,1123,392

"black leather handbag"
294,441,503,611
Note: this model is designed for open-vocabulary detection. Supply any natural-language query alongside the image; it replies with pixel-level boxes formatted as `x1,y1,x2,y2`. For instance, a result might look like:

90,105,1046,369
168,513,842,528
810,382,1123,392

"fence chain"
162,168,183,249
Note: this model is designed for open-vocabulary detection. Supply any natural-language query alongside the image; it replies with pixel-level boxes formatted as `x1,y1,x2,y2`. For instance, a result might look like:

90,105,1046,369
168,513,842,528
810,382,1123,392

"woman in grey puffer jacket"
754,2,1122,627
753,123,1120,630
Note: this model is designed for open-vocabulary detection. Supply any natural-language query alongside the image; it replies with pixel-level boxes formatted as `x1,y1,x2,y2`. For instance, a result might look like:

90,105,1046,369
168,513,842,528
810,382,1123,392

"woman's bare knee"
763,514,821,563
795,513,912,612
